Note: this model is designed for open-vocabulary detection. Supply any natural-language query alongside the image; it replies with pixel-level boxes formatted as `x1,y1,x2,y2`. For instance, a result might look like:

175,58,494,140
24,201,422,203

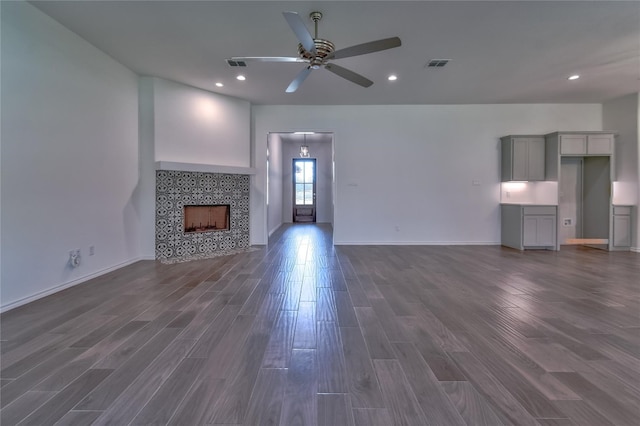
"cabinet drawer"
587,134,613,155
523,206,556,215
560,135,586,155
613,206,631,215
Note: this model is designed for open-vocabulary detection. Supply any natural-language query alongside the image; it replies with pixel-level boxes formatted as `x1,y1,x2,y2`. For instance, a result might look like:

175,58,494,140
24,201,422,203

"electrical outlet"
89,245,95,256
69,249,81,268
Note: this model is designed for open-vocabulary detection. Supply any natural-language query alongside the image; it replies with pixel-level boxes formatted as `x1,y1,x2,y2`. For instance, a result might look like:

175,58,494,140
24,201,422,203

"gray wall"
1,2,141,311
251,104,603,245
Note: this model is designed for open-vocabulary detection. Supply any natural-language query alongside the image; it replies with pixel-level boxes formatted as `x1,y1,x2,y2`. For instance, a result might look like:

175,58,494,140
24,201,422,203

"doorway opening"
266,132,335,238
559,156,611,250
293,158,316,222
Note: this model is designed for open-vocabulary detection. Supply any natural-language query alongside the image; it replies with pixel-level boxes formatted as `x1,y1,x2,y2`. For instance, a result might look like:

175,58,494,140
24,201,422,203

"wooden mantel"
155,161,256,175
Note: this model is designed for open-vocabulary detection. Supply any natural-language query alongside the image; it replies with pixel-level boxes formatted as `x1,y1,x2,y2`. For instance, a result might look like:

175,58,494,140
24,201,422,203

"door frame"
292,158,317,223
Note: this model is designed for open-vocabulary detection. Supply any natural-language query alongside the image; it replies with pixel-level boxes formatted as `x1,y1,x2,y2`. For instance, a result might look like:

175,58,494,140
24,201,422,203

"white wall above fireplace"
152,77,251,167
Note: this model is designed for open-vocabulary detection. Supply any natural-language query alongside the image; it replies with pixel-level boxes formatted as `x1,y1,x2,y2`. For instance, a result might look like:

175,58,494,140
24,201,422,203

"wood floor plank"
334,291,358,327
373,359,428,425
317,321,349,393
441,381,506,426
449,351,540,426
368,297,413,343
54,410,103,426
0,391,54,426
391,342,467,426
0,347,85,407
316,288,338,322
93,310,180,369
130,357,205,425
262,310,297,368
209,319,272,424
354,307,395,359
456,332,568,418
401,315,467,381
91,337,196,425
18,368,112,425
351,408,393,426
317,393,354,426
32,320,149,392
167,377,226,425
551,372,639,425
339,327,385,409
293,301,316,349
187,304,242,358
554,400,616,426
280,349,317,426
74,328,181,410
243,368,286,426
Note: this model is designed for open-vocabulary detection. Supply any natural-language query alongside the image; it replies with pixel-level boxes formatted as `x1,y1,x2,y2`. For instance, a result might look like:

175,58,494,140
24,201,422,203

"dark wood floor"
1,224,639,425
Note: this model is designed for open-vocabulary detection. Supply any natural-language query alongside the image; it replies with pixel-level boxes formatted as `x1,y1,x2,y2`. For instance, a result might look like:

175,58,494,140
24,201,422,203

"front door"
293,158,316,222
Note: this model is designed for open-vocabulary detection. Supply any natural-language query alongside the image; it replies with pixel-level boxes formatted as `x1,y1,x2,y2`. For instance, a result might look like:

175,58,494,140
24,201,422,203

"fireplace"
155,170,250,261
184,205,230,233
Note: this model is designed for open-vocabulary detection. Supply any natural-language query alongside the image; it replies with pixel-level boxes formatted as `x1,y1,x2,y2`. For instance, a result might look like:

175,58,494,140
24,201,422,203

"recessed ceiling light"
215,82,224,87
236,75,246,81
388,74,398,81
568,74,580,80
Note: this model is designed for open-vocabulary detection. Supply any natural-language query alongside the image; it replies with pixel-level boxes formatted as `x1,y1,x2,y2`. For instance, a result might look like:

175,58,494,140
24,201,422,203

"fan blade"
325,64,373,88
229,57,304,63
283,12,316,54
326,37,401,60
286,67,313,93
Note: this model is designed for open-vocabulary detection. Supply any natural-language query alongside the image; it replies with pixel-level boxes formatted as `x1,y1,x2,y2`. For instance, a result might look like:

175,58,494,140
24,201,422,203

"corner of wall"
137,77,157,259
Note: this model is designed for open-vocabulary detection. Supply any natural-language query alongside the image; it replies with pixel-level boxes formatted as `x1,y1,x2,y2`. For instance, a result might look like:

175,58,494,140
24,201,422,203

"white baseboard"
631,247,639,253
333,241,501,246
0,257,153,313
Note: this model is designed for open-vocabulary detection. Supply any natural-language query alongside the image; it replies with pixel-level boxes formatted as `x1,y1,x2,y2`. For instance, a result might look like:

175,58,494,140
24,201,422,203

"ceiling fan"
227,11,402,93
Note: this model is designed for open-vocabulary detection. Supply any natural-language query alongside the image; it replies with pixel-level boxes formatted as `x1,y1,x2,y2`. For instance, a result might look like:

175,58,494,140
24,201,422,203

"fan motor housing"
298,39,335,67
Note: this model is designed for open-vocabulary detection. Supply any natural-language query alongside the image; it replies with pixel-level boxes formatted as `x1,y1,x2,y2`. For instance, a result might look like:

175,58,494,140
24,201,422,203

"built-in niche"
155,170,250,261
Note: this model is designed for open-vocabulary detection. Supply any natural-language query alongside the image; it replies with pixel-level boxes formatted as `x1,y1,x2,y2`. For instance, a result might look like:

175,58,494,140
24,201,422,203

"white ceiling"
30,0,640,105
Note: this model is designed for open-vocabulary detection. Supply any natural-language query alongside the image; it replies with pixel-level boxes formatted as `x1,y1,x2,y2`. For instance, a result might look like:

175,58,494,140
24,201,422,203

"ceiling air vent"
226,59,247,67
426,59,450,68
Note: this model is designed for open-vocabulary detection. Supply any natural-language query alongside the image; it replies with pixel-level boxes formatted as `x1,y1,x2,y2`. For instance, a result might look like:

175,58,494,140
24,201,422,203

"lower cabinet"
501,205,557,250
612,206,633,250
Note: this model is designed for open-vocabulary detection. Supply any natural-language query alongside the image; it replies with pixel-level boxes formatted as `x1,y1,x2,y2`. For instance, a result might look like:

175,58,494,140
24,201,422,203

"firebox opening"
184,204,230,233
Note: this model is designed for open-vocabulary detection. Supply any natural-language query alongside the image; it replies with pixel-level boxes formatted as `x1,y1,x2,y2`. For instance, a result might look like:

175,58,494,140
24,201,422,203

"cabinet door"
587,134,613,155
523,216,539,246
613,215,631,247
537,216,556,246
527,138,545,180
512,138,529,181
560,135,587,155
523,215,556,247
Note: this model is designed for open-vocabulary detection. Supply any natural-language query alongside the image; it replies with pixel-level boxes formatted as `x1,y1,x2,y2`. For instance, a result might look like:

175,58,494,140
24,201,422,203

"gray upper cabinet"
501,136,545,181
558,133,614,155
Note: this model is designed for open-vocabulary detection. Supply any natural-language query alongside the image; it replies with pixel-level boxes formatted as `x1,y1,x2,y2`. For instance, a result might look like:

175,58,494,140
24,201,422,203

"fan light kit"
227,11,402,93
568,74,580,80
